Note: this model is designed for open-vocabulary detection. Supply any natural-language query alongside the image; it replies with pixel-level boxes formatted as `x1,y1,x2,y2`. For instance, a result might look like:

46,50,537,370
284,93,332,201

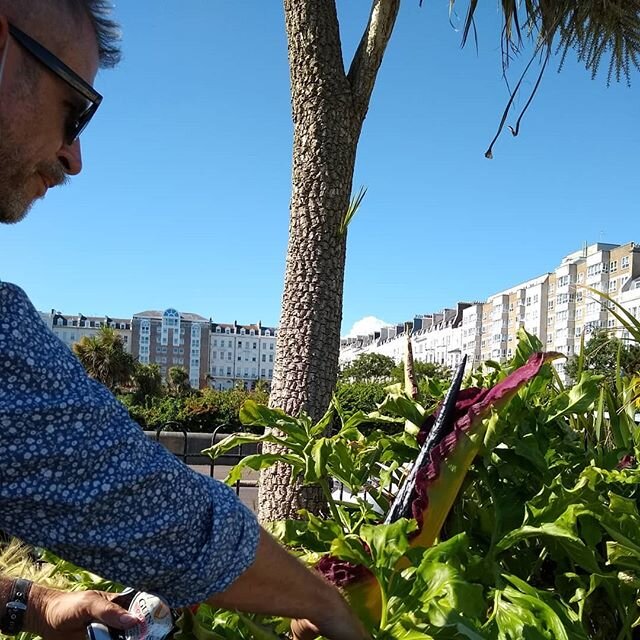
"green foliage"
168,366,192,396
130,363,163,405
340,353,397,382
12,330,640,639
202,331,640,639
390,360,451,386
334,381,394,435
119,387,269,433
72,326,136,392
565,329,640,387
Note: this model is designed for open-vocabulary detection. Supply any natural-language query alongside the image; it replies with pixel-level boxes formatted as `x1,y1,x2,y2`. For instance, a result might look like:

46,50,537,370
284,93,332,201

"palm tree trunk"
258,0,400,523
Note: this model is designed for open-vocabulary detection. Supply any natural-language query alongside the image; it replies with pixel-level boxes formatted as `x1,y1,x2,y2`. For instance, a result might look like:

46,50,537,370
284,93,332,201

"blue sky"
3,2,638,335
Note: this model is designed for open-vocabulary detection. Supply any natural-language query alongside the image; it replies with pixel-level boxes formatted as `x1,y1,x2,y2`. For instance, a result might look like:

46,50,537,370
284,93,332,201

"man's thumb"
90,598,139,630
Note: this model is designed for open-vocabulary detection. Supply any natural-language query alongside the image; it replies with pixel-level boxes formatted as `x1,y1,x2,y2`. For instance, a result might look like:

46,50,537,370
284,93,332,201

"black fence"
145,423,259,499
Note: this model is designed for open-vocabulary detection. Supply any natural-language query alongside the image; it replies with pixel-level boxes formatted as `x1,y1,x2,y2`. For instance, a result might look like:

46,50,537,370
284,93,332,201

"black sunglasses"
8,22,102,145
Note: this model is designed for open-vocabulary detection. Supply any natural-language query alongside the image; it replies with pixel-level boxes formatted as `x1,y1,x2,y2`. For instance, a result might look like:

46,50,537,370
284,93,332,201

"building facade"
131,308,210,389
43,311,133,353
209,322,277,390
340,241,640,374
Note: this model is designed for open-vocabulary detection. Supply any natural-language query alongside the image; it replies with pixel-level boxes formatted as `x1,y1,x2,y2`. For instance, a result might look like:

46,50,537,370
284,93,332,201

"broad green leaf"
203,432,293,459
496,522,600,573
606,541,640,572
309,404,335,437
359,519,417,572
375,392,426,431
224,453,303,486
330,534,372,569
236,613,280,640
239,400,308,444
302,437,332,484
546,372,600,422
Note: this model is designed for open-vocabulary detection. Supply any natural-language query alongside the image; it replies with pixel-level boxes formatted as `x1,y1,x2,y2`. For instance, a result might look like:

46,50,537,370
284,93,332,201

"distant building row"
39,307,277,390
340,242,640,373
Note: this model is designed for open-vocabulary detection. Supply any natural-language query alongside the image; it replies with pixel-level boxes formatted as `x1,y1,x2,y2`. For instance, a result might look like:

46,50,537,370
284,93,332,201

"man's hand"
207,528,369,640
291,608,370,640
25,584,139,640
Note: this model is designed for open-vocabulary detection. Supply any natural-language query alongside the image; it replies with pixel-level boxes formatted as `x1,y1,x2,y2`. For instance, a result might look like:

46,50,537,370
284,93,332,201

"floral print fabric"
0,282,259,606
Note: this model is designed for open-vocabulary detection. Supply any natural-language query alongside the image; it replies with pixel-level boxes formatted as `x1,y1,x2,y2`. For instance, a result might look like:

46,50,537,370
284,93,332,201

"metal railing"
148,423,259,500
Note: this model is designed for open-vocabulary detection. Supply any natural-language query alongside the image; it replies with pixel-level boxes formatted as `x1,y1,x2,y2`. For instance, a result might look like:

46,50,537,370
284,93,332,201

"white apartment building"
209,322,277,390
42,310,133,353
341,307,467,372
38,305,281,390
340,241,640,374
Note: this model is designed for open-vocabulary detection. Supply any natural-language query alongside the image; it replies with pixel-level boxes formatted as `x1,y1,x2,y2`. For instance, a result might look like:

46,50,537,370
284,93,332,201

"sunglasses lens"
65,104,96,145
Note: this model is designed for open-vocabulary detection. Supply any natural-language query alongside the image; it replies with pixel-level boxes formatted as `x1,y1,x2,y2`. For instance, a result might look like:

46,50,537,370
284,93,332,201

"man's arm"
0,576,138,640
208,528,368,640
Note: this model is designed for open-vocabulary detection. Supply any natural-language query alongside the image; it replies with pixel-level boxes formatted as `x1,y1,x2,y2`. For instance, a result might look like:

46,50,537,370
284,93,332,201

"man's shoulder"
0,280,35,309
0,281,49,339
0,280,39,319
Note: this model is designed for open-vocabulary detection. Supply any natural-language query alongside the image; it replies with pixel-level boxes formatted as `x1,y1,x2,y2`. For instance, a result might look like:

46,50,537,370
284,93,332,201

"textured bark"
258,0,400,523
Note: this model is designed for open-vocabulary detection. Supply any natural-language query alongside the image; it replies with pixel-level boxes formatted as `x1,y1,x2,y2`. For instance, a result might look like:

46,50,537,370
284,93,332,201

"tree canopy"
72,327,136,392
565,329,640,385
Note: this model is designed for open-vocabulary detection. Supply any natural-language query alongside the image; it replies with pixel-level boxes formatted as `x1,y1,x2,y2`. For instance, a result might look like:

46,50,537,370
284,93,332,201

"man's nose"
57,138,83,176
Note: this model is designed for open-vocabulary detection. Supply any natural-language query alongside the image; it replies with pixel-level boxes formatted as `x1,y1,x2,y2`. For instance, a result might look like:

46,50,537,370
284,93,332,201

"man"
0,2,368,639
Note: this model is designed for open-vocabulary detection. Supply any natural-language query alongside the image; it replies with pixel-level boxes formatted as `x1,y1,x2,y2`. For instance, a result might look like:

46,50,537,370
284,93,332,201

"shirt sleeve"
0,283,260,607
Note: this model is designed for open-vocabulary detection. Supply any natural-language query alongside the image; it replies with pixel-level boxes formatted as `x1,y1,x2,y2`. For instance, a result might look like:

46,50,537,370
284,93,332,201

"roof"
133,310,208,322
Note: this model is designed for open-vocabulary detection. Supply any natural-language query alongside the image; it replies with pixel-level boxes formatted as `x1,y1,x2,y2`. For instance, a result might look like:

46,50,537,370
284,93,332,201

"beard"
0,114,69,224
0,116,34,224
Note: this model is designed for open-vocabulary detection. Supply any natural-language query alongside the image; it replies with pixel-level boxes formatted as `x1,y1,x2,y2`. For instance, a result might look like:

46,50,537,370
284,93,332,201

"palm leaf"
340,186,367,236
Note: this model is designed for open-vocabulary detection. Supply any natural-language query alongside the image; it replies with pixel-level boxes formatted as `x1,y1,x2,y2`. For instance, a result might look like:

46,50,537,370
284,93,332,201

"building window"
610,260,618,273
216,327,221,333
622,256,630,269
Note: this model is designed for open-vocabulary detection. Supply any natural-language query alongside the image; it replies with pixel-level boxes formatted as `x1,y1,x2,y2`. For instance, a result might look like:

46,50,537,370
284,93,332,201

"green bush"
119,387,269,433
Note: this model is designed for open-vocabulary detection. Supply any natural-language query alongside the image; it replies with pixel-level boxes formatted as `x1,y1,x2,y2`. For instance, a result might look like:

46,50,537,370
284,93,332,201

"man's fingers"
86,592,140,630
291,619,319,640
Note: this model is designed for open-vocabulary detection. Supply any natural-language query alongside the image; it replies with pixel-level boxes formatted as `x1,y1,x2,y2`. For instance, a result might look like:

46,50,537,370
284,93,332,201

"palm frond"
340,186,367,236
582,284,640,343
452,0,640,83
447,1,640,155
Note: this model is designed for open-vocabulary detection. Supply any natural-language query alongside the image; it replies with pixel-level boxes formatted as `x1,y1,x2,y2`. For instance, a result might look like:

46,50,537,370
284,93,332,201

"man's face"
0,11,100,223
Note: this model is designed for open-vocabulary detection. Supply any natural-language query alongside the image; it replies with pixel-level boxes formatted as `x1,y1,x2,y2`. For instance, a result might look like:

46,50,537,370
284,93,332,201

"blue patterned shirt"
0,282,259,607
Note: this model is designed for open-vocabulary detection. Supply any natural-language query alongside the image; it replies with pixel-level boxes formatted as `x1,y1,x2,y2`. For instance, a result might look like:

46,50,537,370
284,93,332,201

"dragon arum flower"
317,351,560,626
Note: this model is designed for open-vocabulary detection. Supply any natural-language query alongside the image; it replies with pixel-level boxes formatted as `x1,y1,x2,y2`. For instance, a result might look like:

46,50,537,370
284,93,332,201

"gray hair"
64,0,121,68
